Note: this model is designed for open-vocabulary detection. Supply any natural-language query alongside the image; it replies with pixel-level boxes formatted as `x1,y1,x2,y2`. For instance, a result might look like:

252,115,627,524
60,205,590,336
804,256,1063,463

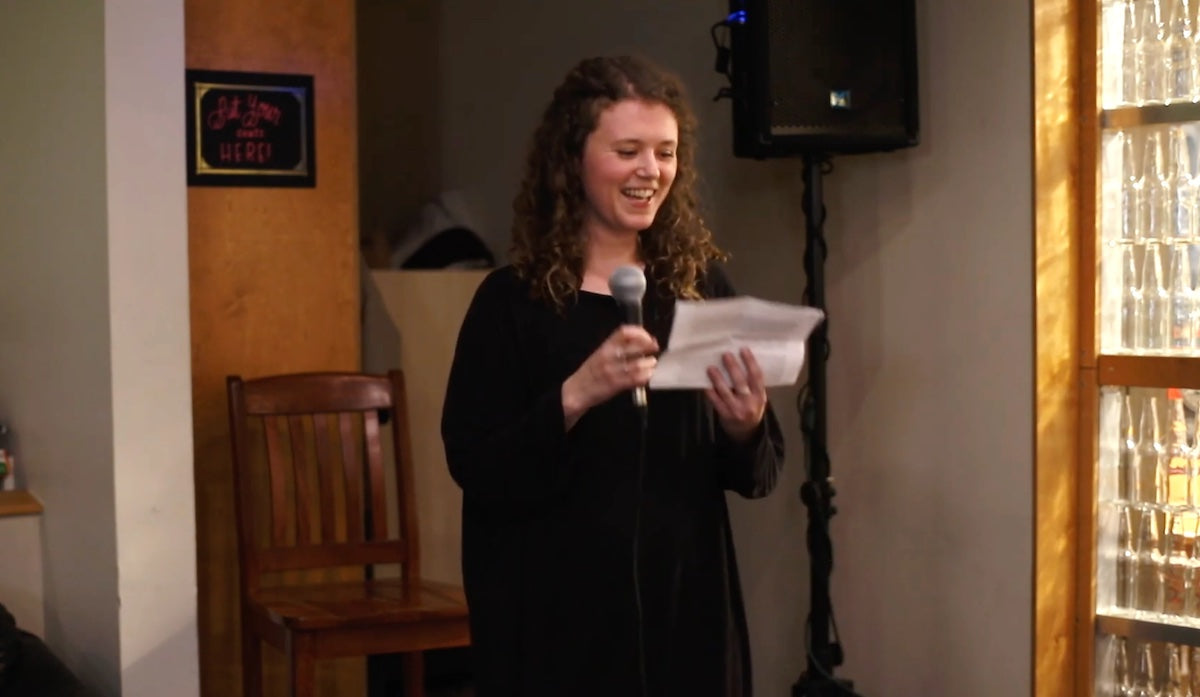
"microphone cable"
631,402,649,697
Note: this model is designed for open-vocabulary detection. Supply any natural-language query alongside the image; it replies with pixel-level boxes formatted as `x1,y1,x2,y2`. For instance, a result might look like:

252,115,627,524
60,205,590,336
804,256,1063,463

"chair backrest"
226,371,419,594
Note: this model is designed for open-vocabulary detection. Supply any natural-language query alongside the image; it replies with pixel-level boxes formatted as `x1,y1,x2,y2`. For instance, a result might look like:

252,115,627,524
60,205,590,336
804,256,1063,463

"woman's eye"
617,150,637,158
658,151,675,160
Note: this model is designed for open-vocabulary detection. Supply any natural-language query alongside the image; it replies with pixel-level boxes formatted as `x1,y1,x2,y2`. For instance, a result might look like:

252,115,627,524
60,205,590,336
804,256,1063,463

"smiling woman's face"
579,98,679,240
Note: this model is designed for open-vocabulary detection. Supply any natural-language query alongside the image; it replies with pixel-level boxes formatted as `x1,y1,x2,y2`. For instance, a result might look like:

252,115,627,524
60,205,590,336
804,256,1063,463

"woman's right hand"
562,325,659,428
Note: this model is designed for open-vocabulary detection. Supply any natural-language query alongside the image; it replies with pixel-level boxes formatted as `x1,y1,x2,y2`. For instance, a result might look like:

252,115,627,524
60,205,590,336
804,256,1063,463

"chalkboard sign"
186,69,315,188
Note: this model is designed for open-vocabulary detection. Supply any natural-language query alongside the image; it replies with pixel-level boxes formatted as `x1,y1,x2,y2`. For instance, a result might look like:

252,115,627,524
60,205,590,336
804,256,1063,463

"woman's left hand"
704,347,767,442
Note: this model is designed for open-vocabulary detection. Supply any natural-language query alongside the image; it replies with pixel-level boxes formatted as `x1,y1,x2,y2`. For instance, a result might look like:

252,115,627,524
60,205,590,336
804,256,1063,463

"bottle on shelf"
1132,640,1158,695
1134,506,1167,617
1137,0,1168,104
1144,129,1172,244
1124,0,1143,106
1135,396,1165,506
1111,635,1132,696
1118,0,1137,106
1190,642,1200,694
1165,390,1193,507
1169,127,1194,242
1164,511,1193,616
1124,244,1146,351
1103,0,1126,107
1165,643,1188,696
1141,242,1170,351
1165,0,1195,102
1124,393,1140,502
1168,244,1195,351
1119,505,1139,613
1123,131,1144,245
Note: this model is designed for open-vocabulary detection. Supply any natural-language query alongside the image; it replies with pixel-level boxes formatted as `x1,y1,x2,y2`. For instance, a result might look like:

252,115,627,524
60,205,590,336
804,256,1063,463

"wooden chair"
226,370,469,697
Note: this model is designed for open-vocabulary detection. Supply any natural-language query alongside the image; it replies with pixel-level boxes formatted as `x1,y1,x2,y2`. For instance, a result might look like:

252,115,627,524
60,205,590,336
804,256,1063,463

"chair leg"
241,618,262,697
285,633,316,697
402,651,425,697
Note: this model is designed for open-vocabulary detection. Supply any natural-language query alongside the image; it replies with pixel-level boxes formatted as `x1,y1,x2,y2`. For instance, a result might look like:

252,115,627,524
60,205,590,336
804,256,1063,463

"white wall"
0,2,197,695
104,2,199,696
439,1,1033,695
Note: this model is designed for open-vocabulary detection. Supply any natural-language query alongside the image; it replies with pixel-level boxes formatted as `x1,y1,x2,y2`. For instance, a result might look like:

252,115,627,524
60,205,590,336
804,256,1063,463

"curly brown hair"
510,55,727,310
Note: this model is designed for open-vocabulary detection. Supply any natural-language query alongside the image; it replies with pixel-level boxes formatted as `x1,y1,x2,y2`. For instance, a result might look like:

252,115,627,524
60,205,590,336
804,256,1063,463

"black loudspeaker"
728,0,919,158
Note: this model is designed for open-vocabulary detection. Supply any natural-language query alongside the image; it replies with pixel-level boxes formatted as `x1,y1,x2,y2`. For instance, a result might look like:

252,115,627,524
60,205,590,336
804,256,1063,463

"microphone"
608,265,648,410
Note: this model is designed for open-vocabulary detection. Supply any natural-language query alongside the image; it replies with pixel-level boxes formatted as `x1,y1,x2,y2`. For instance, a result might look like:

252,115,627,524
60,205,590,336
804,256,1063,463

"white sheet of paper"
649,296,825,390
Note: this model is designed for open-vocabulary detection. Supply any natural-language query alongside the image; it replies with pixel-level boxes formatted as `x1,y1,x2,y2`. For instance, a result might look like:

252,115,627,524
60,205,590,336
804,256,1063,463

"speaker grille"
730,0,919,157
766,0,910,136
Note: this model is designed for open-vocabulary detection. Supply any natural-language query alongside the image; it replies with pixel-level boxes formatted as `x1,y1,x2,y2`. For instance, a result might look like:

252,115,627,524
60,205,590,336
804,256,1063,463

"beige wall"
821,0,1033,691
433,0,1034,694
0,2,197,696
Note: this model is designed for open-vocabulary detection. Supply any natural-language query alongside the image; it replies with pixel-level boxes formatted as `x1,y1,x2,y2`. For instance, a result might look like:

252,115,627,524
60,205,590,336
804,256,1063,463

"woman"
441,55,784,697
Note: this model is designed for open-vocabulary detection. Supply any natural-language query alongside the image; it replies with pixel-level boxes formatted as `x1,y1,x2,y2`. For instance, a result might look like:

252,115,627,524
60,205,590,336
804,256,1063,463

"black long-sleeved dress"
440,264,785,697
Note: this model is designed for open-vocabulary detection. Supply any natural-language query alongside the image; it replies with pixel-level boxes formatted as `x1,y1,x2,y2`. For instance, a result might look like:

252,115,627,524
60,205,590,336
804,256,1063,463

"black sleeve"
440,270,572,505
716,408,785,498
703,262,787,499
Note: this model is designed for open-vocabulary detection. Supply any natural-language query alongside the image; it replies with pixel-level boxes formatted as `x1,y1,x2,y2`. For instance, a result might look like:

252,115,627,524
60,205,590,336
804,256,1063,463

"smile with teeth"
622,188,655,201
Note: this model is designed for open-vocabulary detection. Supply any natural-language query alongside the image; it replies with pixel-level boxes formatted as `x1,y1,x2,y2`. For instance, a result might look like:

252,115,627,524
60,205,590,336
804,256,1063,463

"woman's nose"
636,153,660,179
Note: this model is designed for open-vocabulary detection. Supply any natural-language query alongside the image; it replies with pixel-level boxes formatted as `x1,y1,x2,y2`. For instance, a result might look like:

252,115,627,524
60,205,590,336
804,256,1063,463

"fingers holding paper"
705,347,767,442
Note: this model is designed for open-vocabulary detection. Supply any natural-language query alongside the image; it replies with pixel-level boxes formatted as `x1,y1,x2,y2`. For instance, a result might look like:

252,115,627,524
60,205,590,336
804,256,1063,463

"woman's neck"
581,229,641,294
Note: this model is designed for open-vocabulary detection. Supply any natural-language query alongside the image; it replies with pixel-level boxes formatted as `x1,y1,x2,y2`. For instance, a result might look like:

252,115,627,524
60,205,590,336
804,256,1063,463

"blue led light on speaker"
726,10,746,24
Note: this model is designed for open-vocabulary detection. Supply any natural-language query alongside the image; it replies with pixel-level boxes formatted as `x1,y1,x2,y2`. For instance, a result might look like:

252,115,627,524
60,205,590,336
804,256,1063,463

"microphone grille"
608,265,647,304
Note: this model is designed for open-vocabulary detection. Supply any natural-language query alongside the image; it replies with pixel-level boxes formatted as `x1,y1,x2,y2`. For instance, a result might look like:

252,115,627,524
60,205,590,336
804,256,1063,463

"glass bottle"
1165,643,1188,696
1166,0,1195,101
1124,131,1145,244
1166,390,1193,507
1169,245,1195,351
1188,514,1200,622
1143,243,1171,351
1132,640,1159,696
1164,511,1193,617
1125,245,1146,351
1170,128,1195,242
1147,130,1174,244
1126,0,1144,105
1136,396,1165,506
1135,507,1167,617
1114,636,1132,696
1120,506,1139,612
1124,393,1141,502
1139,0,1169,104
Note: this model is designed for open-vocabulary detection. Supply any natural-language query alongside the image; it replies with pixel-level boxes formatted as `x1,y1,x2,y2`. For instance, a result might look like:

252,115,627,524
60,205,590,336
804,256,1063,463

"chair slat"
313,414,338,544
288,415,313,545
259,540,409,573
363,410,387,542
263,416,291,547
339,413,364,543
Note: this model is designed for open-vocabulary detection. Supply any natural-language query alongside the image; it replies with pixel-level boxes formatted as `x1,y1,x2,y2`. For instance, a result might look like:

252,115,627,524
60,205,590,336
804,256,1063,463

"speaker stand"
791,153,855,697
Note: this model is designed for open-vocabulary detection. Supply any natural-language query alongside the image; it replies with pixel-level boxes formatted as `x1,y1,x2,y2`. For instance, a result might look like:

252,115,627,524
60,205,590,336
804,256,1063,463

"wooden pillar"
185,3,360,695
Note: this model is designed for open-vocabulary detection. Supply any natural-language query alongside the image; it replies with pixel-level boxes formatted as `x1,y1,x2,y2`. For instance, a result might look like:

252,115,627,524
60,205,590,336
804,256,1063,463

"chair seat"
250,578,468,631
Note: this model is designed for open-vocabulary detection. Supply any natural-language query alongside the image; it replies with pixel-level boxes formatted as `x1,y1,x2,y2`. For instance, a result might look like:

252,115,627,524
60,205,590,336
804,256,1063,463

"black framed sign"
186,69,315,188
